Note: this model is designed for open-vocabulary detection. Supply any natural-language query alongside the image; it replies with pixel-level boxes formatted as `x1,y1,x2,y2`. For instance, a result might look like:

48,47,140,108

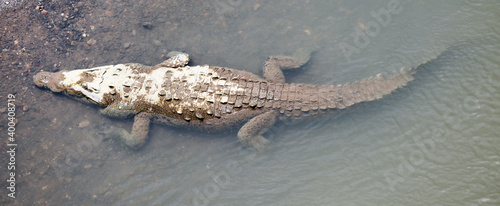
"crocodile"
33,50,435,149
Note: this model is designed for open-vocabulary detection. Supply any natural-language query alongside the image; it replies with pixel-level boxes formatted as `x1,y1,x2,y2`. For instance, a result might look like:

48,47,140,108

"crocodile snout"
33,71,66,92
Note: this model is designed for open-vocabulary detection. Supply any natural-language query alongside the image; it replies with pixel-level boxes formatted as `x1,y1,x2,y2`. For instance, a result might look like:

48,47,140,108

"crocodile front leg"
237,49,312,148
106,112,152,148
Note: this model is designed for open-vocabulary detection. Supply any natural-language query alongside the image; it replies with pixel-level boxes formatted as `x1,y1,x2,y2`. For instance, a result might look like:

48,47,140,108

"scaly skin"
33,50,436,149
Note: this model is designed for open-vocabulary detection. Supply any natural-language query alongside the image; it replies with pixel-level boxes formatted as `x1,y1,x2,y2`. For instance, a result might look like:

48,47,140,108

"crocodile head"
33,66,113,106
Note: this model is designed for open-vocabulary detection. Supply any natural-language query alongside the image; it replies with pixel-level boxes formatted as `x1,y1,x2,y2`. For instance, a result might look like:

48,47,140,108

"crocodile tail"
328,66,417,109
270,50,447,117
321,48,448,110
268,67,418,117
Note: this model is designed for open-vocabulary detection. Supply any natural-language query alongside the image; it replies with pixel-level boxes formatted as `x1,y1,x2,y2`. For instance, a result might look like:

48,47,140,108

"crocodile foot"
100,126,144,149
237,111,277,149
239,135,270,150
100,112,152,149
263,47,316,83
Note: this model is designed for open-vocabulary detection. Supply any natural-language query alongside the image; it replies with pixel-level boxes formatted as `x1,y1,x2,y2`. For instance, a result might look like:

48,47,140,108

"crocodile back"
107,64,418,122
102,64,269,122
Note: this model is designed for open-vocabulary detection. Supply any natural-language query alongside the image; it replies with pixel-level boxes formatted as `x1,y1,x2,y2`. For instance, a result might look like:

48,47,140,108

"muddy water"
18,0,500,205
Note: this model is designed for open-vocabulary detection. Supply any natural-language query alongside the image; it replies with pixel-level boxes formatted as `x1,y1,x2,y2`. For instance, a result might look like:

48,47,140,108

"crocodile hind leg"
158,51,191,68
237,111,278,149
237,49,313,148
262,48,312,83
105,112,152,149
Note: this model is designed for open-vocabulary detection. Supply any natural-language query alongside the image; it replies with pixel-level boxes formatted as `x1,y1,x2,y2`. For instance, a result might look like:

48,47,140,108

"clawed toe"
293,47,316,65
239,135,270,150
100,127,145,149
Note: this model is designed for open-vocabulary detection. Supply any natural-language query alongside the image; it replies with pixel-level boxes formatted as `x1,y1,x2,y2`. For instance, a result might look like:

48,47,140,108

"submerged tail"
269,66,422,117
329,66,417,108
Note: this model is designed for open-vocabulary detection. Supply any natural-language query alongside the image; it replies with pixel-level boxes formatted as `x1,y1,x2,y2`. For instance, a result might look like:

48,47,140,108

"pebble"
87,39,97,45
24,64,31,71
105,11,114,16
153,40,162,47
254,3,261,11
142,22,154,30
123,42,131,49
78,120,90,128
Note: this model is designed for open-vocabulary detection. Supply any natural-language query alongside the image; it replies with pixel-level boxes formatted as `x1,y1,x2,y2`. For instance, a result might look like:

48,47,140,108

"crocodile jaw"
33,66,112,105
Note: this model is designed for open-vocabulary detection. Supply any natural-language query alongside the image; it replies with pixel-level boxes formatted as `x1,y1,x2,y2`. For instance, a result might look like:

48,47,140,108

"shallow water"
15,0,500,205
